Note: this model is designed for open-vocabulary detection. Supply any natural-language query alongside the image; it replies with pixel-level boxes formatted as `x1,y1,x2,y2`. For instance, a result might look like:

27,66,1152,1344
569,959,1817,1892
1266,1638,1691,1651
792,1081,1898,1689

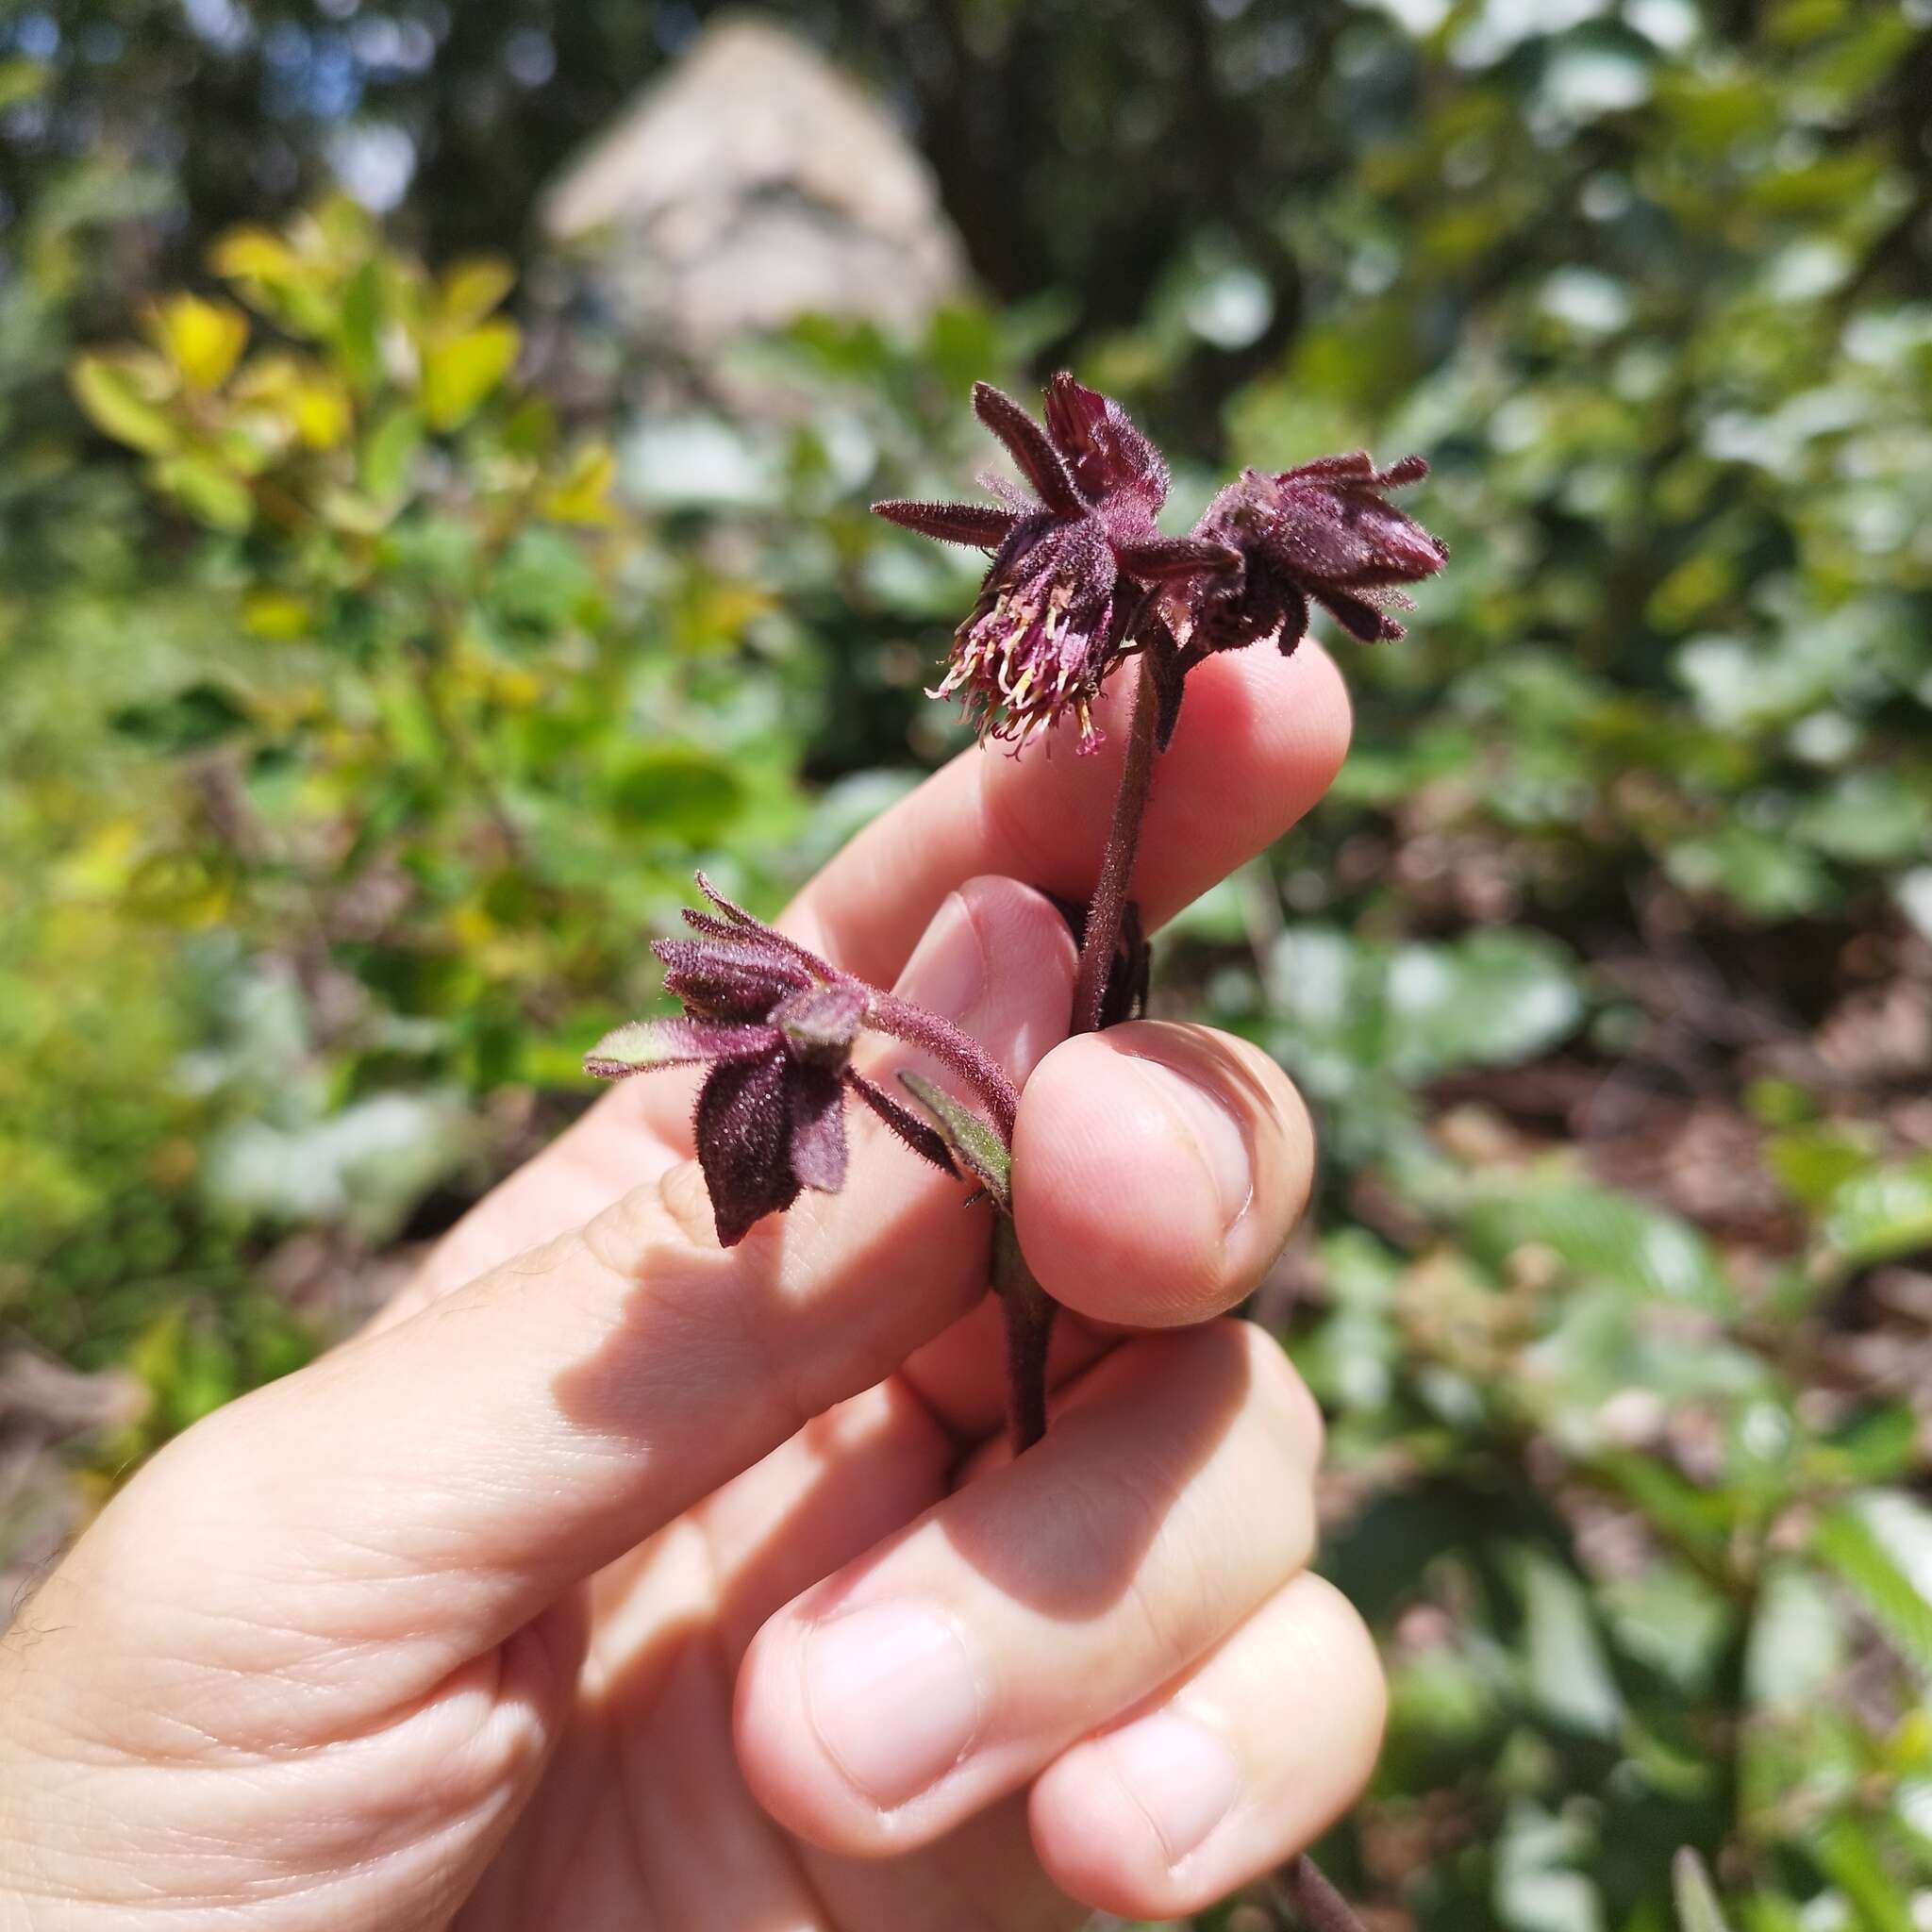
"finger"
893,1020,1314,1441
786,639,1352,984
108,880,1075,1706
400,641,1349,1306
1012,1021,1315,1330
1028,1573,1385,1920
733,1320,1323,1857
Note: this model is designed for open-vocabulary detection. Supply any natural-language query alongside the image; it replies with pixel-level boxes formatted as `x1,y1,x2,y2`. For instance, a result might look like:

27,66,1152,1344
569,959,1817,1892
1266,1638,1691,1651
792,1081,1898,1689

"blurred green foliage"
5,2,1932,1928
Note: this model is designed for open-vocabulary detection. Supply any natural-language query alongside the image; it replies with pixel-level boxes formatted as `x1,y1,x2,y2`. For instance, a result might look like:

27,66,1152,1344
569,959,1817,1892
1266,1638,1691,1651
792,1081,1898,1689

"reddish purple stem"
1071,655,1158,1038
863,991,1020,1141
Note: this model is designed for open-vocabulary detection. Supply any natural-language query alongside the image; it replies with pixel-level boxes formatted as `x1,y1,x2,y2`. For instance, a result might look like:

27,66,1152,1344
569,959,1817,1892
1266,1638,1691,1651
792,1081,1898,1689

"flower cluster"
874,376,1238,754
586,876,952,1246
588,375,1445,1474
1178,453,1446,652
876,376,1445,753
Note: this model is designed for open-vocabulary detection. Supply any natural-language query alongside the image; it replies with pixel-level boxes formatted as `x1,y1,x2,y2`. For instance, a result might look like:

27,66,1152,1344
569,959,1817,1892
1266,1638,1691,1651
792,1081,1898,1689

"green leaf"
337,258,386,387
1744,1563,1846,1711
1515,1548,1624,1738
897,1072,1010,1211
1591,1450,1740,1559
1383,929,1586,1080
1465,1180,1736,1314
1811,1493,1932,1677
70,352,179,455
111,683,250,753
152,455,256,532
1673,1849,1732,1932
1820,1158,1932,1267
1666,827,1833,921
1793,771,1932,866
1763,1124,1874,1211
1810,1816,1915,1932
603,746,746,844
359,407,425,503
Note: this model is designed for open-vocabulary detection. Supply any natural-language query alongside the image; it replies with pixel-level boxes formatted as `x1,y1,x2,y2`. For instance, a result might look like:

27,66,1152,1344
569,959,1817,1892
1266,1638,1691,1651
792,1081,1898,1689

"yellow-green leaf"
0,58,49,111
209,225,302,284
421,323,520,431
439,256,516,329
290,376,353,450
541,442,619,525
146,293,250,391
336,258,387,389
69,352,179,455
319,487,395,536
242,592,313,640
359,408,425,503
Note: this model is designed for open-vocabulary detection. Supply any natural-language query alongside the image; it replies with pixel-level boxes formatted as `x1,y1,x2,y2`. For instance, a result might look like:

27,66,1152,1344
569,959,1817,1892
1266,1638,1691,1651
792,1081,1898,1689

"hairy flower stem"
868,994,1044,1449
864,991,1020,1141
1072,655,1159,1036
1275,1855,1370,1931
985,655,1163,1454
991,1216,1056,1454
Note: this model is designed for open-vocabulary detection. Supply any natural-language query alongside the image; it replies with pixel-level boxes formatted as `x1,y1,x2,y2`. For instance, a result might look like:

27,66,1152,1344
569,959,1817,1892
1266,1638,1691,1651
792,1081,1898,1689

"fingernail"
1131,1058,1254,1229
1104,1707,1242,1868
804,1604,982,1811
894,892,987,1022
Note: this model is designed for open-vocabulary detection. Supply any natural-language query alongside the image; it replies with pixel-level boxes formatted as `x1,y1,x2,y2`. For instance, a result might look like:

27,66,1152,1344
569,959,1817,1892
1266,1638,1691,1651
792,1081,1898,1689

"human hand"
0,641,1384,1932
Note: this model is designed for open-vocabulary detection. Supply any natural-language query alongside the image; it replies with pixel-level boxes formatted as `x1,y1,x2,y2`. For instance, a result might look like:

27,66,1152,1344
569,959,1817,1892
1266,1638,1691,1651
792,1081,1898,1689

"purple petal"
653,937,812,1021
843,1069,957,1177
1043,372,1170,508
1313,586,1406,641
972,382,1084,517
1266,488,1446,589
787,1065,848,1193
691,870,763,930
695,1053,802,1246
1369,454,1430,489
584,1017,779,1080
679,909,753,943
689,874,839,979
1279,452,1374,484
873,499,1022,549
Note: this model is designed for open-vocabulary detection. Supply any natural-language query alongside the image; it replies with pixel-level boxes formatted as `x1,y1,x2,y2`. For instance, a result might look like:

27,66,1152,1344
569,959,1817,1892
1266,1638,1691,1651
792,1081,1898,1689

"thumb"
95,878,1074,1694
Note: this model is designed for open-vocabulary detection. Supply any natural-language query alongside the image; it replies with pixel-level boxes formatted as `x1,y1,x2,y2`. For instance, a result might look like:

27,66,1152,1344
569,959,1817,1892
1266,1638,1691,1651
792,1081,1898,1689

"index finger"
784,637,1351,985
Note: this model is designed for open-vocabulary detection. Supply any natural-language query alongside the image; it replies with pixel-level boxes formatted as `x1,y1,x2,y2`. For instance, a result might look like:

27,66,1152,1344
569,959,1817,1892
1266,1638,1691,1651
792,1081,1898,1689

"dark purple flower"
585,875,950,1246
1176,454,1446,658
874,375,1236,754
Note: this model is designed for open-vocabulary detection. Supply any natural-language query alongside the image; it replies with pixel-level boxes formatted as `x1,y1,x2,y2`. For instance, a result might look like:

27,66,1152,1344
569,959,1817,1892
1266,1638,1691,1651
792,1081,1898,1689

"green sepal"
897,1071,1011,1213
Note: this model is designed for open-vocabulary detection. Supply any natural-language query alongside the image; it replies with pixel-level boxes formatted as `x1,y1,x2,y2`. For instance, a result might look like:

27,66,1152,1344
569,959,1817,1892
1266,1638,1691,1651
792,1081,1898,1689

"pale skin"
0,640,1386,1931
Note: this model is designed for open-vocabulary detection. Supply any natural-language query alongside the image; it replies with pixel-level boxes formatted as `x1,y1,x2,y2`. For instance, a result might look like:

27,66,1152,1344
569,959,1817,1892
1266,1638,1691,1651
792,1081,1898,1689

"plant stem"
1072,655,1159,1037
992,1217,1056,1454
1275,1855,1370,1932
864,991,1020,1140
981,654,1165,1456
